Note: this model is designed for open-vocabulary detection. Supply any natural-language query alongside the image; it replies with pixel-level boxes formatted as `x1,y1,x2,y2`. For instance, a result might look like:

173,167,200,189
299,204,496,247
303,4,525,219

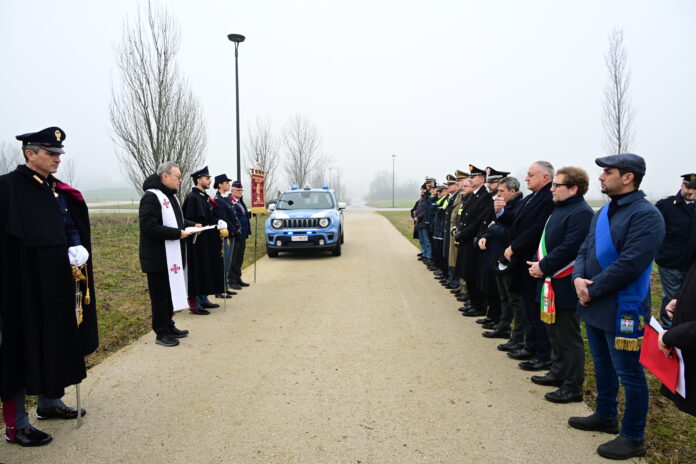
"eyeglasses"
167,173,183,179
551,182,569,188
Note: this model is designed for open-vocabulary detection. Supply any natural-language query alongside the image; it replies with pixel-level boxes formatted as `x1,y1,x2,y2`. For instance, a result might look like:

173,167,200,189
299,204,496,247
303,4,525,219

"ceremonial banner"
250,169,266,214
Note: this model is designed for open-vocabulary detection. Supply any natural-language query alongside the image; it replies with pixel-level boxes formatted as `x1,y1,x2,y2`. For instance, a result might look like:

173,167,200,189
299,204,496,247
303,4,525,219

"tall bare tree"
282,114,322,187
0,141,22,175
603,28,635,154
244,116,280,200
60,157,77,186
109,1,206,200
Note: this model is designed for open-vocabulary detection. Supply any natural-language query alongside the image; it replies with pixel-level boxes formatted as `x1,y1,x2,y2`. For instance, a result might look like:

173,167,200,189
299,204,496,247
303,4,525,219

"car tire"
331,240,342,257
340,231,344,244
267,248,279,258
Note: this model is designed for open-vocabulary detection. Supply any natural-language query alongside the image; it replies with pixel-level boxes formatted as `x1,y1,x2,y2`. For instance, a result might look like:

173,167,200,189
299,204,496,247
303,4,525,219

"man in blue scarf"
570,154,665,460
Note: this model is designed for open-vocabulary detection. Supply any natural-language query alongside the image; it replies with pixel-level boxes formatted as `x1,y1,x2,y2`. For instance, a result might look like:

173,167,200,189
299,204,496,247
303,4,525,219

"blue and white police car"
265,185,346,257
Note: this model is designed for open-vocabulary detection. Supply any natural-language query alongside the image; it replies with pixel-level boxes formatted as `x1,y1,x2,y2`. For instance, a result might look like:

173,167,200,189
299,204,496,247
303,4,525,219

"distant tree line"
365,171,420,202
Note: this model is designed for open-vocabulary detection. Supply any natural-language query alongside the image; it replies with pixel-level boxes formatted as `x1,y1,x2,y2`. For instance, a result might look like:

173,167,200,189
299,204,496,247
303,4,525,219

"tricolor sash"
147,189,189,312
595,204,651,351
537,216,575,324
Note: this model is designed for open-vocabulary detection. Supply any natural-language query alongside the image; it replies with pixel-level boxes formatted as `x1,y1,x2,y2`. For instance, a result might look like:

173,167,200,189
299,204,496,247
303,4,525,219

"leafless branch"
282,114,322,188
603,28,635,154
244,116,281,201
109,0,207,201
0,141,22,175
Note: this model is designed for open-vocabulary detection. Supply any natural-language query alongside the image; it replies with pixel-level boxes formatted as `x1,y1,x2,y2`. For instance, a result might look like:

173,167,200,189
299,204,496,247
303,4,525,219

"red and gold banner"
250,169,266,214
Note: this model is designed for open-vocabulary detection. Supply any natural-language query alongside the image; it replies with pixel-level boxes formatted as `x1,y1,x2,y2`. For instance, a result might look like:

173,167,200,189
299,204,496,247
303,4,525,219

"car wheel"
267,248,279,258
331,240,342,257
340,230,344,244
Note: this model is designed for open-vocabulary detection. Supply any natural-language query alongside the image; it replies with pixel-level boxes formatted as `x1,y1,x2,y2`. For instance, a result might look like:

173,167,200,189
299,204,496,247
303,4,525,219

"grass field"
378,209,696,464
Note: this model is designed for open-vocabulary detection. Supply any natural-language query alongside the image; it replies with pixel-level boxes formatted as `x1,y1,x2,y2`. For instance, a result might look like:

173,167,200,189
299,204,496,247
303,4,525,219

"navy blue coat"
532,195,594,309
508,182,555,296
481,192,524,266
232,197,252,239
413,194,430,231
214,192,241,236
655,191,696,271
572,190,665,332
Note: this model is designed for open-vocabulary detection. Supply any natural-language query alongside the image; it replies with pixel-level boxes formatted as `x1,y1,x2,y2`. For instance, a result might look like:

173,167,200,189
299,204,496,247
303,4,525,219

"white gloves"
217,220,228,230
68,245,90,266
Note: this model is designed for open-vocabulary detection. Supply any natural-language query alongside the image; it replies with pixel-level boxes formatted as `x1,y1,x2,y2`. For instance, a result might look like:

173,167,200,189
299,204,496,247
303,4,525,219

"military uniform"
654,173,696,327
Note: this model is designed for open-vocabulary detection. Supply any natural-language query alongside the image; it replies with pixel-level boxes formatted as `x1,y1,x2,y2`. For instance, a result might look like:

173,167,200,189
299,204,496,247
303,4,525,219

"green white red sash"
537,218,575,324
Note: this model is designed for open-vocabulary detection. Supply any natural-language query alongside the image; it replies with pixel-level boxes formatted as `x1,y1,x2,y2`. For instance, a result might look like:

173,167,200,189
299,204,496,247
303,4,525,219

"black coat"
655,192,696,271
138,174,193,273
455,187,494,282
508,183,555,297
661,251,696,416
232,197,252,239
182,187,224,296
531,195,594,309
214,191,241,236
0,165,97,400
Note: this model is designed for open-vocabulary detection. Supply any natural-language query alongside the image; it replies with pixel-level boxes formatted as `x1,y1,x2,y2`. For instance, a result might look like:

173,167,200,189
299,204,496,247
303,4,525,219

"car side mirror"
338,202,346,210
268,203,276,211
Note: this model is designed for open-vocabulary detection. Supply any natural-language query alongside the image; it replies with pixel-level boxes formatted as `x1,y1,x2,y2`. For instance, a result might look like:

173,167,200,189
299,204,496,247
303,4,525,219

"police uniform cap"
232,180,243,189
437,184,447,191
16,127,66,154
485,166,510,182
594,153,646,176
469,164,486,177
424,176,436,182
681,173,696,189
214,173,233,189
190,166,210,179
446,174,457,185
454,169,469,180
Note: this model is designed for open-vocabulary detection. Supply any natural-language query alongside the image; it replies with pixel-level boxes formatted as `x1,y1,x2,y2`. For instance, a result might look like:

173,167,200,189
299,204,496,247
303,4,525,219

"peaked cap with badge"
485,166,510,182
454,169,469,180
681,173,696,189
445,174,457,185
15,127,66,154
190,166,211,180
469,164,486,177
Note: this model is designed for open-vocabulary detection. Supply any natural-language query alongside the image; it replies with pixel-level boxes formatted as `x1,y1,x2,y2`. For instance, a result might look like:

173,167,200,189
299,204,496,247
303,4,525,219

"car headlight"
319,218,329,228
272,219,283,229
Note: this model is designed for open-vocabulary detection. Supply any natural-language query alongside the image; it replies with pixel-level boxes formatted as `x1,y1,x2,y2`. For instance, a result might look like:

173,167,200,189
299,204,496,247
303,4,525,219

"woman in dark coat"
660,250,696,416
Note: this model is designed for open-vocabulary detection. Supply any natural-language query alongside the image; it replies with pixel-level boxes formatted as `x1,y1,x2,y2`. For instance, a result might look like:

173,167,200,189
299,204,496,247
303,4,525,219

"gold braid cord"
71,263,90,325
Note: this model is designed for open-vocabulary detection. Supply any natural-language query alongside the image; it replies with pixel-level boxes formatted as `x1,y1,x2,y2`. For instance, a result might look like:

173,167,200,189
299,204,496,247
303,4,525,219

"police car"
265,185,346,257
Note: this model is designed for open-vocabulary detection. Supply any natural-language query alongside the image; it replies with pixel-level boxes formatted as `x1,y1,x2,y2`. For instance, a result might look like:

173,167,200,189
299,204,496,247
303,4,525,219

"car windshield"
276,191,334,210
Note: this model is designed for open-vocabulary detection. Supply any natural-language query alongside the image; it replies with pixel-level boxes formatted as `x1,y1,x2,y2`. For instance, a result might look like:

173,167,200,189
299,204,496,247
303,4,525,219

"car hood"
270,209,336,219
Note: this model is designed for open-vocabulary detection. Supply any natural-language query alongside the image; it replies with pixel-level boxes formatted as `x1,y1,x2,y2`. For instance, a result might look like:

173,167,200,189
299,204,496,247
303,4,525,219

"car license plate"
291,235,308,242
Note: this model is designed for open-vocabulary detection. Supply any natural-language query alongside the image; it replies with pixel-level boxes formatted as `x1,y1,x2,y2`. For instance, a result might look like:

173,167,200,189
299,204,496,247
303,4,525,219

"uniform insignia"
32,175,44,184
55,130,62,141
691,175,696,182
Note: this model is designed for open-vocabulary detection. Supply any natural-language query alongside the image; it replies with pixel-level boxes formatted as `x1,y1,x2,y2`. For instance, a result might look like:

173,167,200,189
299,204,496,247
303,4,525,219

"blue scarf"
595,204,652,351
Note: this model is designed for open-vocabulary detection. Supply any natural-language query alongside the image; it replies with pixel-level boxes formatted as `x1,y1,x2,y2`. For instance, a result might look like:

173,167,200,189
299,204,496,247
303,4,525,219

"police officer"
1,127,97,446
655,173,696,327
484,166,510,196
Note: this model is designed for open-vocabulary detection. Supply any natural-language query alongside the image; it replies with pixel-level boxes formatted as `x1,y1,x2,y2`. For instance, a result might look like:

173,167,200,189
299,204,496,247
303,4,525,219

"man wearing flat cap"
654,173,696,328
570,153,665,460
182,166,226,313
0,127,98,446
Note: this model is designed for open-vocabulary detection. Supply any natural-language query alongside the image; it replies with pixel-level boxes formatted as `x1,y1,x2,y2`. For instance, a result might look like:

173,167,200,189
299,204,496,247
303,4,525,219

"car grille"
280,218,321,229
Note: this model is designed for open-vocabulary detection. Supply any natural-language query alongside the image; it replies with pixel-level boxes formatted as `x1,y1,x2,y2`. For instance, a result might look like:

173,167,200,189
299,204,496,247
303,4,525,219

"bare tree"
59,157,77,186
603,28,635,154
0,141,22,175
109,1,207,200
282,114,322,187
244,116,280,200
307,153,332,188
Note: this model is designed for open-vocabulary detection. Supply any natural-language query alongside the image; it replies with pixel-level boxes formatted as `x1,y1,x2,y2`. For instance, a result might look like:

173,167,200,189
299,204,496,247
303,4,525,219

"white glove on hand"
217,219,228,230
68,245,90,267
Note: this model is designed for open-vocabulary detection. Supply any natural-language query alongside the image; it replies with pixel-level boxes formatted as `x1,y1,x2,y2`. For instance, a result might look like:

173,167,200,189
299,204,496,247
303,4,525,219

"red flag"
639,323,680,393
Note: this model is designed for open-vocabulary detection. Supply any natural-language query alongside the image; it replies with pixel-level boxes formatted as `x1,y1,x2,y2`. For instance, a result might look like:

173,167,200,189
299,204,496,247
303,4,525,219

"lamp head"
227,34,246,43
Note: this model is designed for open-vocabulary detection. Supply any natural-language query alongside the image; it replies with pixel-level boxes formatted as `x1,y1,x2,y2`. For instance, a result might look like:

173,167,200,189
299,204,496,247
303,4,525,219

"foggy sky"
1,0,694,200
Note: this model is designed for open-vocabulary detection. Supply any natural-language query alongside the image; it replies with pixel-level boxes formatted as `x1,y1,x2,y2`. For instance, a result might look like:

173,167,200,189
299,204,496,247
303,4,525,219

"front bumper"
265,229,339,250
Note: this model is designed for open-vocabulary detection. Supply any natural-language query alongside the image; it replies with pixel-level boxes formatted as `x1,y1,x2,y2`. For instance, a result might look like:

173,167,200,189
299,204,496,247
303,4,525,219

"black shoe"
445,283,458,289
507,348,534,360
531,374,563,387
417,253,423,257
36,403,86,420
417,256,425,261
462,308,486,317
239,280,250,287
497,341,523,352
5,424,52,447
226,289,238,295
544,388,583,404
189,307,210,315
476,317,492,325
597,436,646,460
215,293,232,299
155,334,180,347
201,302,220,309
519,358,552,371
230,283,242,290
169,326,189,338
482,329,511,339
481,321,497,330
568,414,620,434
449,288,462,294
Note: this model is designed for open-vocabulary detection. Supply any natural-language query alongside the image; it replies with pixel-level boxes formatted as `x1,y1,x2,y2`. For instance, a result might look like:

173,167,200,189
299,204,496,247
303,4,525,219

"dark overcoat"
455,187,493,282
661,250,696,416
182,188,224,296
572,190,665,332
655,191,696,271
0,165,98,400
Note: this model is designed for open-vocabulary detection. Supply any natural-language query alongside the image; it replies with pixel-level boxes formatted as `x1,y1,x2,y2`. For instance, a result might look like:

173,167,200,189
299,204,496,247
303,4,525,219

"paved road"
7,211,619,464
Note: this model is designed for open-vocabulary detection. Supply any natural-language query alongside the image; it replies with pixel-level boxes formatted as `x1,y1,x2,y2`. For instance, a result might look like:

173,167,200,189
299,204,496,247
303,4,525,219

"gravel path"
6,211,620,464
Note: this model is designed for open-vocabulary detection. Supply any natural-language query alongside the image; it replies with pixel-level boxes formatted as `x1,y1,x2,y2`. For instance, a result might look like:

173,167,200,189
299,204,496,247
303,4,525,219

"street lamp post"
392,154,396,208
227,33,245,182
